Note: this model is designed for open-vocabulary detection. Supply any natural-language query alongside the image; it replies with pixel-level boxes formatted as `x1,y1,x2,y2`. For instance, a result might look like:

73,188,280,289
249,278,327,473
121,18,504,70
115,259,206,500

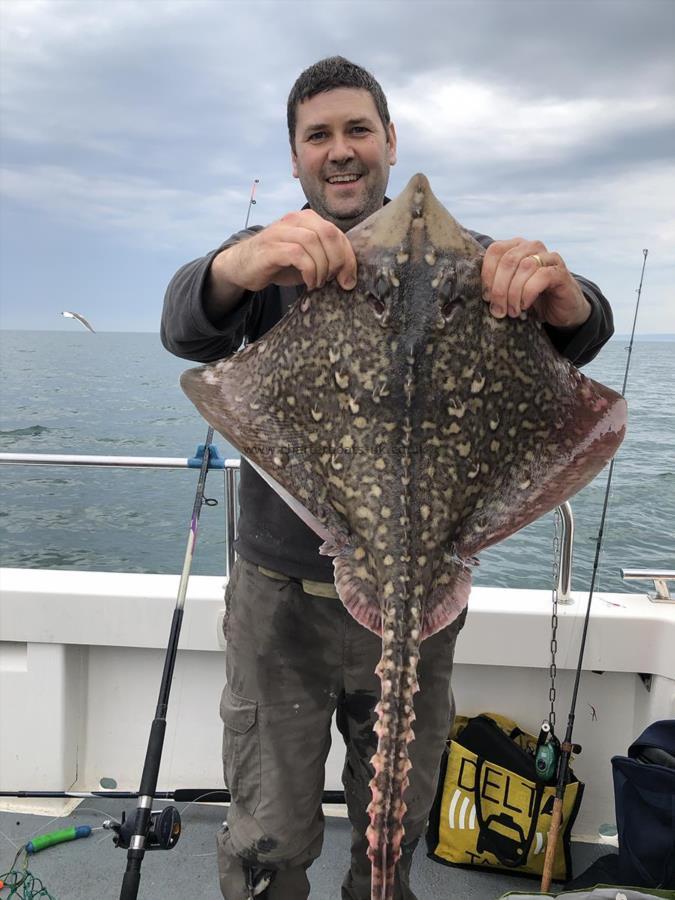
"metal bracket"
621,569,675,603
187,443,225,470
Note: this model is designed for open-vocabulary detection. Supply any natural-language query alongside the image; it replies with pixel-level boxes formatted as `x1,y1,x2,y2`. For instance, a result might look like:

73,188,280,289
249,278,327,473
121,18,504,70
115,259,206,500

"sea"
0,330,673,595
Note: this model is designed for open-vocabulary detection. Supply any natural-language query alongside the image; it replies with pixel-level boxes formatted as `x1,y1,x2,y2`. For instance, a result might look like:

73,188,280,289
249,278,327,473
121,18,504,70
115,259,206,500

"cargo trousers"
216,557,466,900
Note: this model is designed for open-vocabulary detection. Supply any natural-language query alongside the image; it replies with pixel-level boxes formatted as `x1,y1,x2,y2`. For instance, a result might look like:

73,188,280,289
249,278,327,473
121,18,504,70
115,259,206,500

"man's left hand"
481,238,591,329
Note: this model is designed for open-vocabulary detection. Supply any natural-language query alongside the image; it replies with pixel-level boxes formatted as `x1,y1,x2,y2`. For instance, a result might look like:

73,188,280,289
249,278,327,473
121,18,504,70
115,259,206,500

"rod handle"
540,795,563,892
27,825,92,853
120,858,142,900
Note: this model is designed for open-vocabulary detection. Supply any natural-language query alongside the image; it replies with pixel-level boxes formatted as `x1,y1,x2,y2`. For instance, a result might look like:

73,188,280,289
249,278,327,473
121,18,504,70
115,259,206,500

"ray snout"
347,172,482,261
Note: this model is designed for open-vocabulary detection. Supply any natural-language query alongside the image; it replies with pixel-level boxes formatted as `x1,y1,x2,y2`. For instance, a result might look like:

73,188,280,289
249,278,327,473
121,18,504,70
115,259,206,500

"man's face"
291,88,397,232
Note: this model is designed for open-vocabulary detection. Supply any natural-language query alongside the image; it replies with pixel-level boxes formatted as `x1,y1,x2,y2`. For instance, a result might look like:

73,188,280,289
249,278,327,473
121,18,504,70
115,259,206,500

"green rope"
0,846,57,899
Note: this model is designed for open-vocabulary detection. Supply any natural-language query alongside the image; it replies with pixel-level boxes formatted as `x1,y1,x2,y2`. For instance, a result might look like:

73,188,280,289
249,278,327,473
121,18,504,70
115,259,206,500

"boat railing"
621,569,675,603
1,450,577,600
0,450,241,576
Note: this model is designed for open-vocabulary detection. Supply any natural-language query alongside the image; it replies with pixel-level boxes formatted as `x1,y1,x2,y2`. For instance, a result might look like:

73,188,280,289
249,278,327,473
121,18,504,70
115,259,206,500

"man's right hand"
213,210,358,294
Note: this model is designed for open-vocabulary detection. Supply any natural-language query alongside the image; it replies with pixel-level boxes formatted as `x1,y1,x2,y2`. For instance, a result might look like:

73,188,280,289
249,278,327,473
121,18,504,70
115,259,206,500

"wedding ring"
529,253,544,267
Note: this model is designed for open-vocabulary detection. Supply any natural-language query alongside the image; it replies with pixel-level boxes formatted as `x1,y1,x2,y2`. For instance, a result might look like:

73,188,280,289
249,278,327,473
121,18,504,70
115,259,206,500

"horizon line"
2,328,675,340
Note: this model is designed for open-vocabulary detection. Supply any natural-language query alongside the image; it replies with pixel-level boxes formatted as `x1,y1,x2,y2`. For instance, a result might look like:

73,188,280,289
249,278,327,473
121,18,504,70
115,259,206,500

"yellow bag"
426,713,584,882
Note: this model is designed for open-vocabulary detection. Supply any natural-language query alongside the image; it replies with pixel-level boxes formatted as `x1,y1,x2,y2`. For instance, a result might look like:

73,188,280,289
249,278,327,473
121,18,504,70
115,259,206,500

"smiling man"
290,87,397,230
161,57,613,900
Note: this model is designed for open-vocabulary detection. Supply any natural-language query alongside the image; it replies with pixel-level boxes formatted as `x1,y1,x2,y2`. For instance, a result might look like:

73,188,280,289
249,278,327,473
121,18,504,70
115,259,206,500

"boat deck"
0,799,613,899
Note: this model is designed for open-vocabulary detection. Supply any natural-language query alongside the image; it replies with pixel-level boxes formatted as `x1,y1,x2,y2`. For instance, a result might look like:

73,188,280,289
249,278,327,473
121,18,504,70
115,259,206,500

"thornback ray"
180,173,627,900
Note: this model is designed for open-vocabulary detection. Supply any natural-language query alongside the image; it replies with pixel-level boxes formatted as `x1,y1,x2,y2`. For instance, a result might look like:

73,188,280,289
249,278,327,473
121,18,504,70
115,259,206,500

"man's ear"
291,149,299,179
387,122,397,166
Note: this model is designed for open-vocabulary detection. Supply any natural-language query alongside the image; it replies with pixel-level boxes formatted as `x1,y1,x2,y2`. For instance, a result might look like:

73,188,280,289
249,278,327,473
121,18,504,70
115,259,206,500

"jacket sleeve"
160,227,265,363
468,230,614,368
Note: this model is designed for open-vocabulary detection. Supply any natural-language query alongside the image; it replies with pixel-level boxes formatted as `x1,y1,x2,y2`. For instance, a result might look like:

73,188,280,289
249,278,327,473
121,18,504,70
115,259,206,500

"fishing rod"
116,185,265,899
115,425,216,900
244,178,259,229
0,789,347,803
540,249,649,892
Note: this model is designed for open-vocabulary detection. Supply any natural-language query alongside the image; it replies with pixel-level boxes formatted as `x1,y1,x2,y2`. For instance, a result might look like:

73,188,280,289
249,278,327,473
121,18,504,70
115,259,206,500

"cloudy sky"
0,0,673,334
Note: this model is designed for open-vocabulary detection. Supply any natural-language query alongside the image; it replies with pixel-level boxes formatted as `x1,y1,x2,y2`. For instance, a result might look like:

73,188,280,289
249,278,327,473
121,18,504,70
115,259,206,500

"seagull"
61,311,96,333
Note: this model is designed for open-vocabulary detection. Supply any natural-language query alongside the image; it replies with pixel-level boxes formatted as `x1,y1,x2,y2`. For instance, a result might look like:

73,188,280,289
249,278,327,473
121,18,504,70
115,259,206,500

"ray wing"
181,286,358,558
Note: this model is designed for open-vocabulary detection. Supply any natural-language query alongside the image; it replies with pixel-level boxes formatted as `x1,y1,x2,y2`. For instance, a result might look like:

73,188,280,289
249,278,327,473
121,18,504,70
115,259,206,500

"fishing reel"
534,721,561,783
107,806,182,851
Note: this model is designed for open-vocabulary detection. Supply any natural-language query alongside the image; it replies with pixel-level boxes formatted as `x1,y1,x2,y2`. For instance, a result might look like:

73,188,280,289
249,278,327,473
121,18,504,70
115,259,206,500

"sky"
0,0,673,335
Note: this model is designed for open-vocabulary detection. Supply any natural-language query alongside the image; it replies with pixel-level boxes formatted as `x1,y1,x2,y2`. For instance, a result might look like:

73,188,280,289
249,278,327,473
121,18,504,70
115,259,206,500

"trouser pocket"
220,684,260,810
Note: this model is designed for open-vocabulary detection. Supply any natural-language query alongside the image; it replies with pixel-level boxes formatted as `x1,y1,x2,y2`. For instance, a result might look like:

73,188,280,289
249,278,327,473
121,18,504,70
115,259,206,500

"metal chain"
549,508,561,730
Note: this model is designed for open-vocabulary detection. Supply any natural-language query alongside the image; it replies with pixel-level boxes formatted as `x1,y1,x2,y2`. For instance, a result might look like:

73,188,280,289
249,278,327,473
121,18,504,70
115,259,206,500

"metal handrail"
0,451,240,470
621,569,675,603
0,452,574,593
556,502,574,605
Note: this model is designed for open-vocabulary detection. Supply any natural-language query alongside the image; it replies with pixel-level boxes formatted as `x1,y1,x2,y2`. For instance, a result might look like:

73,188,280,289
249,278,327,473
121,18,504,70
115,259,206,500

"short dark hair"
287,56,391,151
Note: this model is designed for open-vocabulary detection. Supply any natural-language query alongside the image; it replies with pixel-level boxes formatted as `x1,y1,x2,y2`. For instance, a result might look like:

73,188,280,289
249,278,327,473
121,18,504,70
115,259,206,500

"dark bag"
611,719,675,889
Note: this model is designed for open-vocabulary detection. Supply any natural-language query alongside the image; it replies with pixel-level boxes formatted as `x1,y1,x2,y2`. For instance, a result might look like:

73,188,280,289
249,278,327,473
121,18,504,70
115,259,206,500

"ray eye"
369,273,392,316
437,272,459,318
442,295,463,317
376,274,391,297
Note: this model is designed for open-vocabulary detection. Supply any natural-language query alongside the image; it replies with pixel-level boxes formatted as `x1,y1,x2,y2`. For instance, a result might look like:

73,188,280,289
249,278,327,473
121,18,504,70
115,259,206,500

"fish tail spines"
367,617,421,900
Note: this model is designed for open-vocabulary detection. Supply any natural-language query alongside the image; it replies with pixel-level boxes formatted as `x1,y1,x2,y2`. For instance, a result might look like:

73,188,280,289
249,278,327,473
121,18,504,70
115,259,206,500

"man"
161,57,613,900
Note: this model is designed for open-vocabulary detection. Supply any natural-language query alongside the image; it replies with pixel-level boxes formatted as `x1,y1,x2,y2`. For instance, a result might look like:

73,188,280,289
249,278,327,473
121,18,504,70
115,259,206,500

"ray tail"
366,600,421,900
